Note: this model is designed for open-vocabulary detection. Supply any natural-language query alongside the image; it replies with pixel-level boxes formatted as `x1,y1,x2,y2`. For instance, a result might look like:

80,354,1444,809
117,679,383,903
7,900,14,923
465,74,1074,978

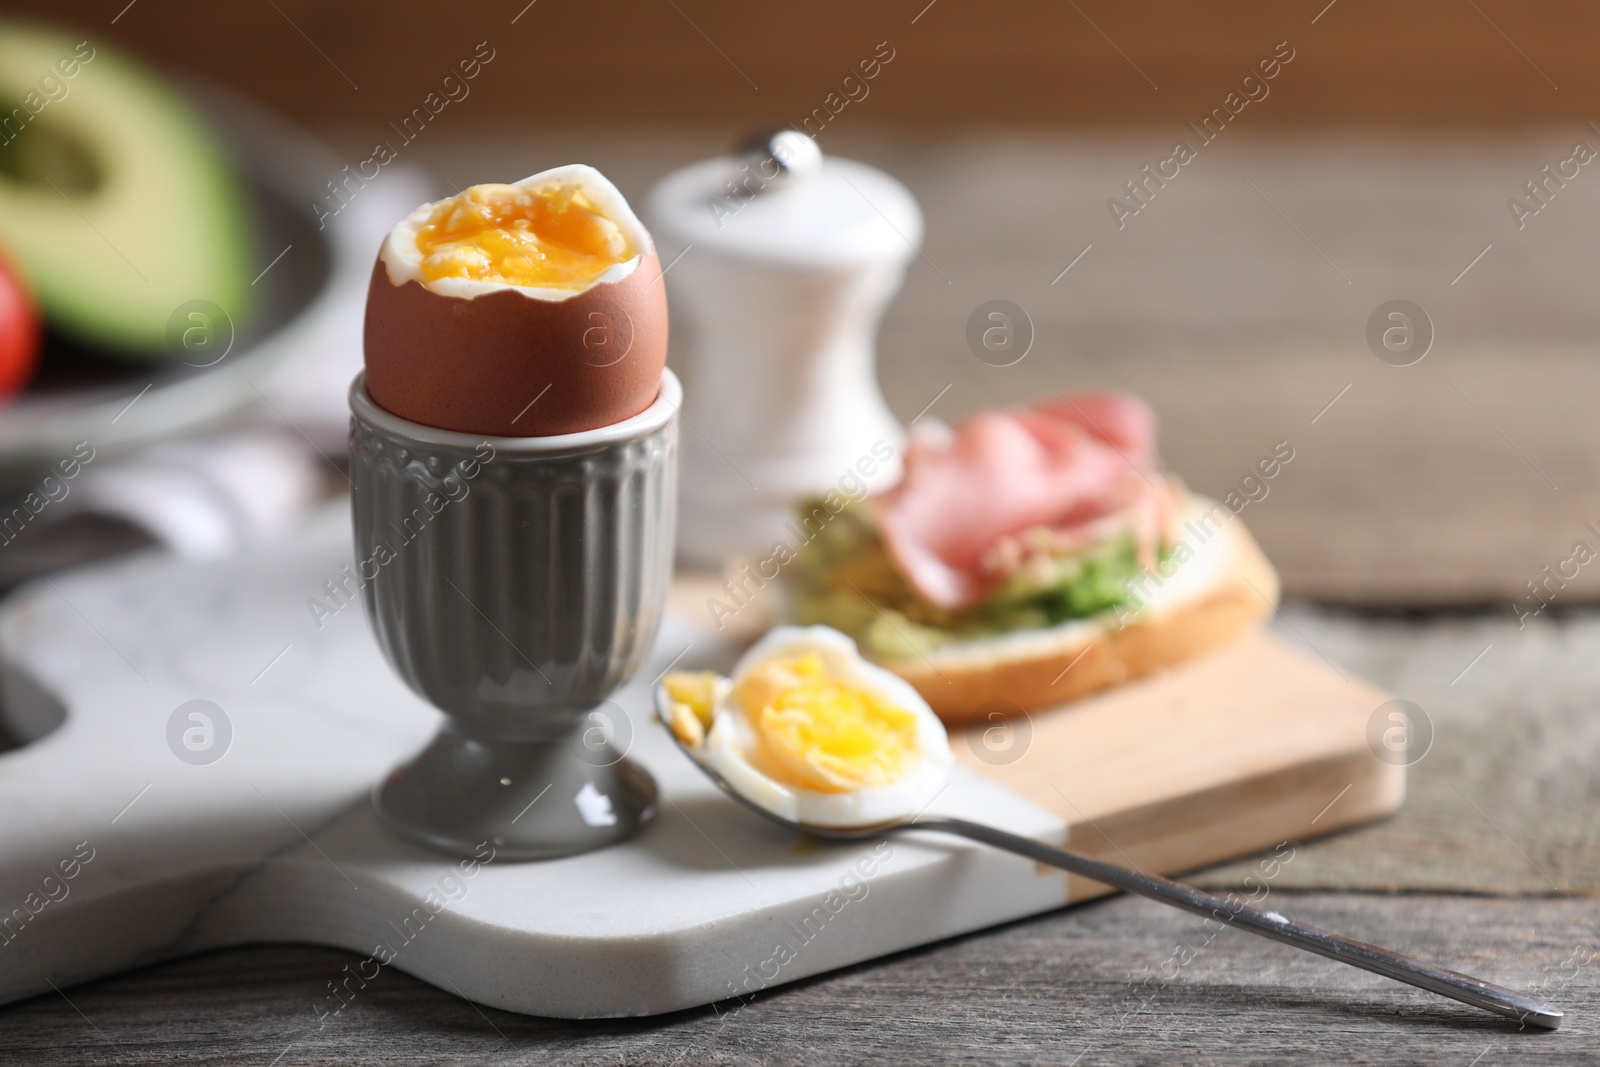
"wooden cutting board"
0,502,1400,1019
958,629,1403,904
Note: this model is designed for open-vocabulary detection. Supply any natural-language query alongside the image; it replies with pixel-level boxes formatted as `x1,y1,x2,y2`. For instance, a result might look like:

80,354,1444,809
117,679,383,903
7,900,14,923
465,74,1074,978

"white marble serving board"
0,502,1069,1019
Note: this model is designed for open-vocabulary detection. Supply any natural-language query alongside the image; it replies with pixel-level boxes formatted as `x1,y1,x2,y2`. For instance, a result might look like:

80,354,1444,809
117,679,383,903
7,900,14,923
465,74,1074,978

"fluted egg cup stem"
348,370,680,860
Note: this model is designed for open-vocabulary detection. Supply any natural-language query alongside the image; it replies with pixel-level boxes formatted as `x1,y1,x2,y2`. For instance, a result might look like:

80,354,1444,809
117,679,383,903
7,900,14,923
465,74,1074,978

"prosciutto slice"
869,392,1168,610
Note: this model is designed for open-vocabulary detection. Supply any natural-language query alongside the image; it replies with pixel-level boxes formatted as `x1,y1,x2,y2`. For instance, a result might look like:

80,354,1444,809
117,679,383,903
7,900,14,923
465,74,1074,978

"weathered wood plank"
1,893,1592,1065
1196,605,1600,897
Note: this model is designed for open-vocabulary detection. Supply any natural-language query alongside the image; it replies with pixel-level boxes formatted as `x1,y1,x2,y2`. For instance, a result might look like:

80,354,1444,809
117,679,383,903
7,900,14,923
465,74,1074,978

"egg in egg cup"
350,167,675,860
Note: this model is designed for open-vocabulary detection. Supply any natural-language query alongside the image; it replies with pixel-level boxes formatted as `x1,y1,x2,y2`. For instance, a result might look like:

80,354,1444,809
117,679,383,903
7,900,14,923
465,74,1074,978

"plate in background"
0,83,340,490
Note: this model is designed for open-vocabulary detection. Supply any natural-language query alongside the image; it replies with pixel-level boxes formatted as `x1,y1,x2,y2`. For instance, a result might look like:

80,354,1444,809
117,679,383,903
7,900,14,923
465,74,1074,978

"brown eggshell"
362,250,668,437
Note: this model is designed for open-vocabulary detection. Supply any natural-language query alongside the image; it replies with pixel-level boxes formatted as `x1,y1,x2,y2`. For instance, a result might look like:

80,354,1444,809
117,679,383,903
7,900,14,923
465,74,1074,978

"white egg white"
701,626,954,828
380,163,653,303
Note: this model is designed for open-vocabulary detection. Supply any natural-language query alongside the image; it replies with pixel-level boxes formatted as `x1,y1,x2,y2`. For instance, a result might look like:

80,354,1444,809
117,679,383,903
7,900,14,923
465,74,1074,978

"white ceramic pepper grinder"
648,130,923,566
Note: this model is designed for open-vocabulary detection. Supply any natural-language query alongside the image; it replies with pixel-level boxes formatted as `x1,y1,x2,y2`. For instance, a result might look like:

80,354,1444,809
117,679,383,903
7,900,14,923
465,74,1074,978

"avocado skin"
0,23,254,359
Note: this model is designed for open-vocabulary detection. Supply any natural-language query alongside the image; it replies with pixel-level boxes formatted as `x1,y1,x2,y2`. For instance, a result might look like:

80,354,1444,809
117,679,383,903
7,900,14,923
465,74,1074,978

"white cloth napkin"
63,428,326,560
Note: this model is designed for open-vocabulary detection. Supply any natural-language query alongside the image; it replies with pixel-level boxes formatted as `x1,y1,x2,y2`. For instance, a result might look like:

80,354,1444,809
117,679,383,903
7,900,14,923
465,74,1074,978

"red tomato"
0,248,40,398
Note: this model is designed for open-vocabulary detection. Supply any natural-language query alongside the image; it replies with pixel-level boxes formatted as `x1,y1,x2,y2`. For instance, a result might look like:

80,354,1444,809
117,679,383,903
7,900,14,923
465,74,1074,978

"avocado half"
0,23,254,358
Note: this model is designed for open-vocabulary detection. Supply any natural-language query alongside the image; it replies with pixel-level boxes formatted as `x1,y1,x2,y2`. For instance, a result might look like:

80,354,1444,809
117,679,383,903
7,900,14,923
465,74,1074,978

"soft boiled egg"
363,164,668,438
663,626,954,828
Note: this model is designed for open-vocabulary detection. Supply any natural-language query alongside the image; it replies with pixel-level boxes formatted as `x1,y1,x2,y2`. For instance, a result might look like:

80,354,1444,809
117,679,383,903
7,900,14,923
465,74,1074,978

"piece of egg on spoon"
664,626,955,828
363,164,668,437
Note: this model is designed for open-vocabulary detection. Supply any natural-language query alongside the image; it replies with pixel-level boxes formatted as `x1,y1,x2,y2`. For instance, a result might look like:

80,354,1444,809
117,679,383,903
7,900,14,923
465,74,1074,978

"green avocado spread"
784,501,1160,663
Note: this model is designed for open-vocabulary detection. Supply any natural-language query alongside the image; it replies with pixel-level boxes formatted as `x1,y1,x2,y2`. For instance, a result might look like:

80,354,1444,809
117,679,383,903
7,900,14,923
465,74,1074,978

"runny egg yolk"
664,671,721,748
733,653,921,794
413,181,633,290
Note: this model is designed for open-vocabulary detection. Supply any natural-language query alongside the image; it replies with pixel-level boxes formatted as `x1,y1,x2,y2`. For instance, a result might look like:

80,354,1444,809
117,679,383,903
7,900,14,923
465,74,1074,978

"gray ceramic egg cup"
348,370,680,860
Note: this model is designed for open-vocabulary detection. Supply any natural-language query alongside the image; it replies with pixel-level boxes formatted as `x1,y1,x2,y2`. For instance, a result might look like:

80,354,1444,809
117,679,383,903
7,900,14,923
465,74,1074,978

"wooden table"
4,604,1596,1064
1,894,1591,1066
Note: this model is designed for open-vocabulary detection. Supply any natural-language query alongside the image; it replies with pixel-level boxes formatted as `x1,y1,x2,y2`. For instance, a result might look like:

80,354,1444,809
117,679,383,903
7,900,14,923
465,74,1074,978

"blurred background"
0,0,1596,609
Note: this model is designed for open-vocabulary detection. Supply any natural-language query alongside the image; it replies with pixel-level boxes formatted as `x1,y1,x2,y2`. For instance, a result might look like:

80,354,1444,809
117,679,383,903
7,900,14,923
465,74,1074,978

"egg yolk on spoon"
412,181,633,291
669,653,922,794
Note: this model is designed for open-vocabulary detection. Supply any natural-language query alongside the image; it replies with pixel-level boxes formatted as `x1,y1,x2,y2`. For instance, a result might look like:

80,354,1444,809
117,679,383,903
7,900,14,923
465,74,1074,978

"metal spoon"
652,686,1563,1031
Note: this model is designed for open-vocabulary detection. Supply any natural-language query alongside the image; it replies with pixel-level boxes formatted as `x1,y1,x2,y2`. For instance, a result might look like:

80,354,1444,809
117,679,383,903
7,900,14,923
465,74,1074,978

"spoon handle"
912,816,1563,1030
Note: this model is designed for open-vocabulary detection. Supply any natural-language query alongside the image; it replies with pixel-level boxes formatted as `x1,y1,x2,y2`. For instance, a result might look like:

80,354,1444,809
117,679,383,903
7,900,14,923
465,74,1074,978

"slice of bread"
878,494,1280,725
